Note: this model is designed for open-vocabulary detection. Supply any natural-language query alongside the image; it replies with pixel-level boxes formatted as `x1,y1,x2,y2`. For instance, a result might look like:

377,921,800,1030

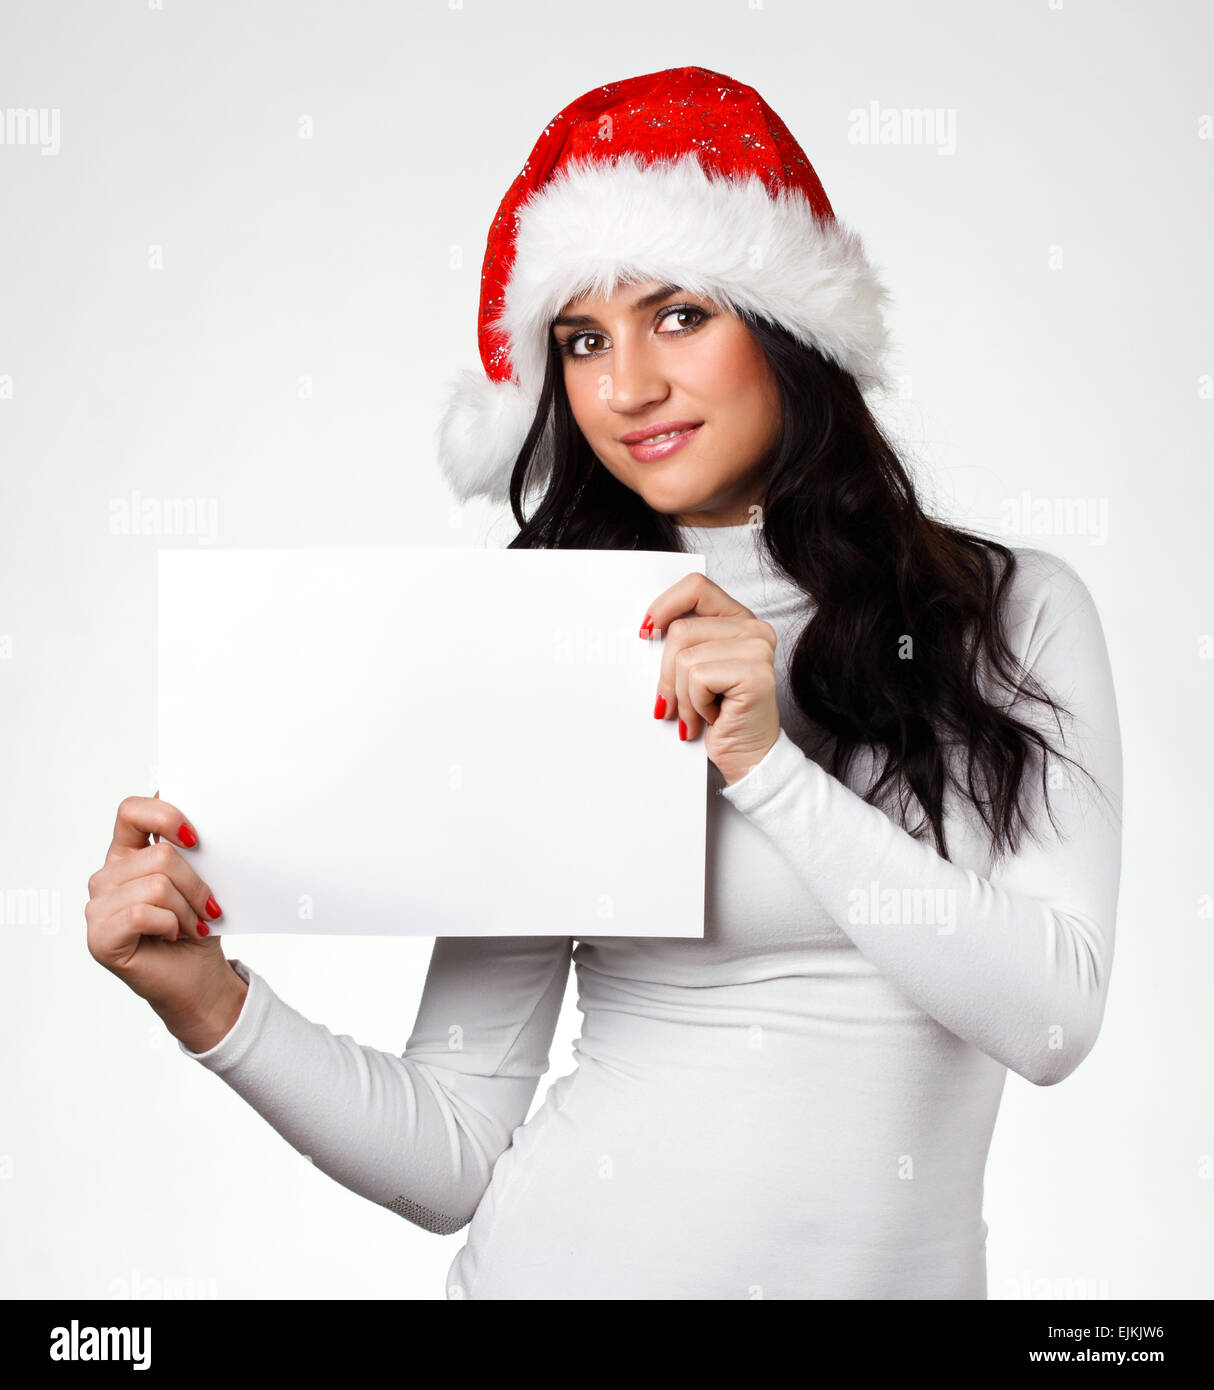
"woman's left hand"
640,573,781,787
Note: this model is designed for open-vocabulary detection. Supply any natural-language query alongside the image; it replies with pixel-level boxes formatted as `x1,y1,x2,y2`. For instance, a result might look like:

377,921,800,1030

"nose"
604,335,669,416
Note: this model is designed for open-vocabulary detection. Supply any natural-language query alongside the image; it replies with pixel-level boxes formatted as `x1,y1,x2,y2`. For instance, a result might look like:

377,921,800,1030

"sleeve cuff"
176,958,266,1069
718,726,814,812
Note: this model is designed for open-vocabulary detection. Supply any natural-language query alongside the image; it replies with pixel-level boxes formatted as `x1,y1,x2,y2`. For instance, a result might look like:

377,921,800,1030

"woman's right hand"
86,792,247,1049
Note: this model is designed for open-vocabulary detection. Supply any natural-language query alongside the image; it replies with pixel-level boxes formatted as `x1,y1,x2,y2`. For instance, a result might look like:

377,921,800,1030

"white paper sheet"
157,548,707,937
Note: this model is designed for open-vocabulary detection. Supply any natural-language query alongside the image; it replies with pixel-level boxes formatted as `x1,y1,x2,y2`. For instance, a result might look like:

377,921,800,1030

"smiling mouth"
622,424,703,459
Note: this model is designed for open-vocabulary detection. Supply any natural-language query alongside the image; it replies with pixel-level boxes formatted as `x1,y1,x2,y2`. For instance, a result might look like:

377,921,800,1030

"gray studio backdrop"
1,0,1210,1299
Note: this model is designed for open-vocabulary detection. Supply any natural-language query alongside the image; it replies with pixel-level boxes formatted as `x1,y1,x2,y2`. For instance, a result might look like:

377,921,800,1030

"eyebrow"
551,282,687,330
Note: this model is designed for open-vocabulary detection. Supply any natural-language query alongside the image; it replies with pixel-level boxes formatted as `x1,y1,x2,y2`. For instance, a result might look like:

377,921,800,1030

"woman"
86,67,1122,1299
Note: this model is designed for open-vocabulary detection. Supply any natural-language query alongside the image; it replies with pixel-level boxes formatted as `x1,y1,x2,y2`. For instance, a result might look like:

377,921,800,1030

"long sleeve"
720,551,1123,1087
178,934,572,1231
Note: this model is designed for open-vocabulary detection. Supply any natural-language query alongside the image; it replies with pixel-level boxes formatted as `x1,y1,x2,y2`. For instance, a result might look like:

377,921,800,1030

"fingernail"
639,614,654,639
654,693,666,719
678,718,687,741
178,824,197,848
175,926,182,941
197,919,210,937
205,895,222,919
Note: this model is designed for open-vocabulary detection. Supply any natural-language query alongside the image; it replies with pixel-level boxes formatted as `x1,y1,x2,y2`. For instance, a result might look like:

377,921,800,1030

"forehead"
556,276,677,318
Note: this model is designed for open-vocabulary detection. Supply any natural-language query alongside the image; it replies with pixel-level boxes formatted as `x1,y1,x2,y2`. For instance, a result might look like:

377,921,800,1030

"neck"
672,515,767,570
671,491,766,528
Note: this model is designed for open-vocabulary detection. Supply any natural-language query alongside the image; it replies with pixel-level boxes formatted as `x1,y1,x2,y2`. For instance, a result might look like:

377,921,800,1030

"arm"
720,550,1123,1087
178,934,573,1231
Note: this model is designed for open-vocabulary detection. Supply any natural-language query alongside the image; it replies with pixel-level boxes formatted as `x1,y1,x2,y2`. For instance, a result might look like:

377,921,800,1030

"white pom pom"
434,369,551,505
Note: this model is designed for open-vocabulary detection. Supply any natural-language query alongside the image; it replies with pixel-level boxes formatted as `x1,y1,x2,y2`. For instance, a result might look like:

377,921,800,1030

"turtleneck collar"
673,520,762,537
673,520,764,547
671,517,801,603
673,519,766,570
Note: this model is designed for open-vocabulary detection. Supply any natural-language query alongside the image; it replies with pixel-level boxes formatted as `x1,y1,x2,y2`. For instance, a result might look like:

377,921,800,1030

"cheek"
696,328,754,387
563,367,604,431
698,340,775,438
735,346,780,443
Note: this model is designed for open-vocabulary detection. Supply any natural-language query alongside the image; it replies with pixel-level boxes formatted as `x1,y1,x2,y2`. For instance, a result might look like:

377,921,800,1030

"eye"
560,331,607,359
655,305,709,334
555,304,713,362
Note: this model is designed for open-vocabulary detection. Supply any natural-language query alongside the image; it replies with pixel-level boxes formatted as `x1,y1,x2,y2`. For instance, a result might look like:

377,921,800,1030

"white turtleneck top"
179,522,1123,1299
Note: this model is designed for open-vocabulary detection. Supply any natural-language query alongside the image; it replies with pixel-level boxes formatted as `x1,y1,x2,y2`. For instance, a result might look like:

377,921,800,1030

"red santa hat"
436,65,894,505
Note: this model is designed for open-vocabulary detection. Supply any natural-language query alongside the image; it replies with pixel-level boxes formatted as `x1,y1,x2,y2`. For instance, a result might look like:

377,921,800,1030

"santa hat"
436,65,894,505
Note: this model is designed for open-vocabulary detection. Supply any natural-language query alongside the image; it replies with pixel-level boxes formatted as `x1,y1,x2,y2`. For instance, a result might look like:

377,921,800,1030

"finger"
91,840,204,914
111,867,207,940
103,842,220,933
105,870,209,942
110,795,198,858
655,616,750,723
640,573,751,641
675,638,773,740
89,900,187,970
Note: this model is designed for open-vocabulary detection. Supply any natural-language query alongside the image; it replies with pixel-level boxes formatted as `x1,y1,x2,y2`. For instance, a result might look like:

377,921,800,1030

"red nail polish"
205,895,222,919
197,919,210,937
654,694,666,719
178,823,197,847
640,614,654,639
678,718,687,741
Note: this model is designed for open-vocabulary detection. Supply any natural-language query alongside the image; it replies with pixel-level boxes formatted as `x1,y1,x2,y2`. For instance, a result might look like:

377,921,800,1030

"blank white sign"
157,548,707,938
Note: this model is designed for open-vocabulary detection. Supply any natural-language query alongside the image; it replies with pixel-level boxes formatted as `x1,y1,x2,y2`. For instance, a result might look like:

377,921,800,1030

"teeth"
643,429,687,444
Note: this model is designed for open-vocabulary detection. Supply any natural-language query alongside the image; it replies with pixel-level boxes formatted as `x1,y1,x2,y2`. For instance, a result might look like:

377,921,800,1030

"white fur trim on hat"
436,368,553,506
437,152,893,504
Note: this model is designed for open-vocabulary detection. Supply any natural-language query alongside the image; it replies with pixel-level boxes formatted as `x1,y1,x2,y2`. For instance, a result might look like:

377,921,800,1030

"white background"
1,0,1210,1299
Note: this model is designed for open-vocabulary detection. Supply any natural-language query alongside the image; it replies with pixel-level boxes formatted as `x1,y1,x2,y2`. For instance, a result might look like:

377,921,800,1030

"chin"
625,468,714,510
633,489,702,519
648,484,731,517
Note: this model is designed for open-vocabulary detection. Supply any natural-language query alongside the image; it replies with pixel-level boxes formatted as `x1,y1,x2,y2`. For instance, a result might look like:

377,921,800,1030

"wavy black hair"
505,311,1105,862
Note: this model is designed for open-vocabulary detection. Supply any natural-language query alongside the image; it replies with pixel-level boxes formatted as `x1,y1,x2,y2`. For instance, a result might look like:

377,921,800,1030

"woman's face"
550,277,783,526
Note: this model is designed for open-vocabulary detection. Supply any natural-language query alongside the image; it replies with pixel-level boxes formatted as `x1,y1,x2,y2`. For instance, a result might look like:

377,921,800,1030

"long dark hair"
506,312,1104,863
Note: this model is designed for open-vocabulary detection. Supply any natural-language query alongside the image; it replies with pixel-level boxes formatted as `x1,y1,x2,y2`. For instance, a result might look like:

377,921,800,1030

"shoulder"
995,545,1102,664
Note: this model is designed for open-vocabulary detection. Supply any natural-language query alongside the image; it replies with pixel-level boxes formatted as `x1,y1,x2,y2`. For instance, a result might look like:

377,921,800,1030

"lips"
619,420,703,444
637,429,689,445
622,423,702,462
